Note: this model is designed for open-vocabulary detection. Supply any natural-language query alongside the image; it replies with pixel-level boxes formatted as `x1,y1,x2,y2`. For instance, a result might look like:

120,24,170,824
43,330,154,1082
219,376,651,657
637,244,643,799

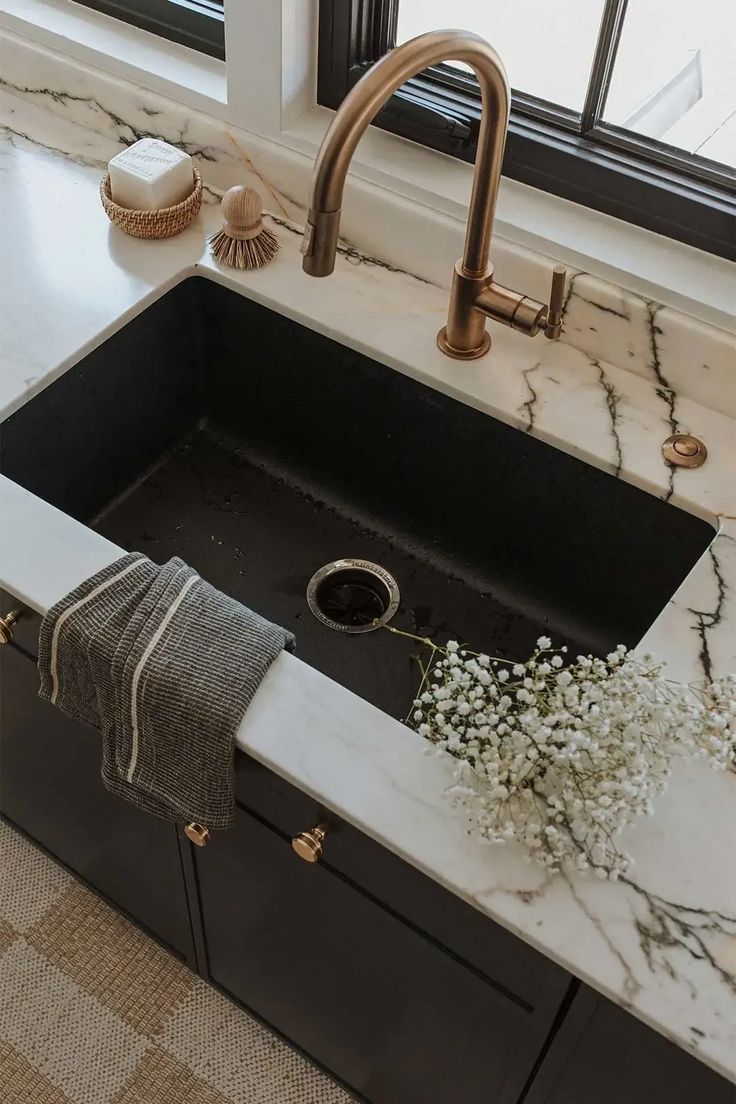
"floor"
0,820,352,1104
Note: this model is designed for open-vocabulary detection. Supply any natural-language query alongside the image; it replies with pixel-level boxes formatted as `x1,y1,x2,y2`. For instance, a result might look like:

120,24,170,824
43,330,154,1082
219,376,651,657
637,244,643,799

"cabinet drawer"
195,803,569,1104
234,751,567,1014
525,987,732,1104
0,640,195,964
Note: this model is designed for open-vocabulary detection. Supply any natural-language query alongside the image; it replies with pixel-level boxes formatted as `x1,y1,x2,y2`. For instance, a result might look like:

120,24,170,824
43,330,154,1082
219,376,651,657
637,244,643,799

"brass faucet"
302,30,566,360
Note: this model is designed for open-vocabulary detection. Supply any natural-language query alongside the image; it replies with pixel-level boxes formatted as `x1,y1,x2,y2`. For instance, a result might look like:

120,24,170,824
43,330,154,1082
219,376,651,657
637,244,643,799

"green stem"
376,621,524,666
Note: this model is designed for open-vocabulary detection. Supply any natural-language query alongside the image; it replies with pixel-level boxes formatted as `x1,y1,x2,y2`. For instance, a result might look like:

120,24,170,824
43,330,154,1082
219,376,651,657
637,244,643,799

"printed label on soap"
114,140,187,179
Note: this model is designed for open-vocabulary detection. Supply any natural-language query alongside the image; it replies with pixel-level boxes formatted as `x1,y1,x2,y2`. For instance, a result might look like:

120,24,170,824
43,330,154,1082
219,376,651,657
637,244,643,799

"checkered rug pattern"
0,820,352,1104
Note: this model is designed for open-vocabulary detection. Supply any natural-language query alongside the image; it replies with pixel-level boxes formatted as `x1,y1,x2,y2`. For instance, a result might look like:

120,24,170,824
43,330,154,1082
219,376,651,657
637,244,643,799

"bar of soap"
108,138,193,211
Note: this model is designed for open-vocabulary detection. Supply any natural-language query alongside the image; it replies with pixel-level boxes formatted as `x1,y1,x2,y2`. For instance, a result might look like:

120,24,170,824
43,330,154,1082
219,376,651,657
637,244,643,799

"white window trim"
0,0,226,112
1,0,733,332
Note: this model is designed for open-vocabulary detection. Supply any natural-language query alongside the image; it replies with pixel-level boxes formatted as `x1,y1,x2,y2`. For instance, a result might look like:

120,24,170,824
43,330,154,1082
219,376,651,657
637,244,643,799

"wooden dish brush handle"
209,184,279,269
221,186,267,241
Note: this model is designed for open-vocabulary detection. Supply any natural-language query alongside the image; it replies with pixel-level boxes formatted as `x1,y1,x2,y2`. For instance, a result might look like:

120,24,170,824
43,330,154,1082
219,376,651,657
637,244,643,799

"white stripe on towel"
49,558,145,704
127,572,200,784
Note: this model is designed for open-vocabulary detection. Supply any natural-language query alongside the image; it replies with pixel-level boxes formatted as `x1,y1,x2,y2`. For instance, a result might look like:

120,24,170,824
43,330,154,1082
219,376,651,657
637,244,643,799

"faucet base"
437,326,491,360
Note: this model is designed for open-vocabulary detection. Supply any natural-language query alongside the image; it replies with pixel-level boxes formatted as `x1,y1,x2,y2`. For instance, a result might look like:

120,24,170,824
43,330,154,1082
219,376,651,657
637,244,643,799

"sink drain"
306,559,400,634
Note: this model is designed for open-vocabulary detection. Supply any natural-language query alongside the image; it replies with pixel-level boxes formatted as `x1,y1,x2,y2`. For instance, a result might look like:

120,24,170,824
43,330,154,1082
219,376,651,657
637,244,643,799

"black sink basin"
0,277,713,718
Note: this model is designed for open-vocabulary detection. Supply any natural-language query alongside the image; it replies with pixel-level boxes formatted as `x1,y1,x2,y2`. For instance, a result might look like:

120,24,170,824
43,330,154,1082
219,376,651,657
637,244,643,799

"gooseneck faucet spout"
302,30,566,360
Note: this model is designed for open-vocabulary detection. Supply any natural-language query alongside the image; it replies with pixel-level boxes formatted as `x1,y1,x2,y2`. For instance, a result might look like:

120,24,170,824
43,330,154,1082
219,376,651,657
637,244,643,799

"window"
318,0,736,258
74,0,224,59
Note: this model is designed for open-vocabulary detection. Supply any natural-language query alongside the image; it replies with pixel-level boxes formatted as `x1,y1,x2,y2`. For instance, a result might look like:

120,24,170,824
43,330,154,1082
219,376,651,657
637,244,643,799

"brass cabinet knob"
291,823,327,863
0,609,22,646
184,822,211,847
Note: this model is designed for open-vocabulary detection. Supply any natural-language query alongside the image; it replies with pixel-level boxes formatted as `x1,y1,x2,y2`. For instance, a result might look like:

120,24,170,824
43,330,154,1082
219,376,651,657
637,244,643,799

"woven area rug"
0,820,352,1104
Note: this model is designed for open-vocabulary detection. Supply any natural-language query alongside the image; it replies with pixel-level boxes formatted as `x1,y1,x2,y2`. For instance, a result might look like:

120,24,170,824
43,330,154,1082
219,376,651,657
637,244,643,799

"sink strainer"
306,559,400,634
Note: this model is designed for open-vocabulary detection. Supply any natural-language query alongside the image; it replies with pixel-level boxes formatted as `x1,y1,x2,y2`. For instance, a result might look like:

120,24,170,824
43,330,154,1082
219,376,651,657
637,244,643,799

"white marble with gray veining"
1,53,736,1087
1,28,734,417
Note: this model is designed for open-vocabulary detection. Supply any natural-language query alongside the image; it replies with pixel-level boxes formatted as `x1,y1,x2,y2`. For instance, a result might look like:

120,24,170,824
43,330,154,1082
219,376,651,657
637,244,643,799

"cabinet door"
0,642,196,965
524,986,732,1104
234,753,571,1016
195,805,569,1104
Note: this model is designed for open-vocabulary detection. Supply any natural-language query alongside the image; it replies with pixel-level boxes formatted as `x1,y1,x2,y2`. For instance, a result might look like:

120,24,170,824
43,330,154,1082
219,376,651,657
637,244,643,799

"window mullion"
351,0,397,62
371,0,399,56
580,0,629,134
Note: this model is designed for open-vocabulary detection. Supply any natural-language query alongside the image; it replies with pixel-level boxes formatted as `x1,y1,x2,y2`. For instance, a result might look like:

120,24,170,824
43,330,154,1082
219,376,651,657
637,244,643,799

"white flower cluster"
411,638,736,879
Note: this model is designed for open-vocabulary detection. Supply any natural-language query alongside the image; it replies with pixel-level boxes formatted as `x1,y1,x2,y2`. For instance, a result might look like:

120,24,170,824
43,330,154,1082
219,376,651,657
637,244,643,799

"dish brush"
209,185,279,269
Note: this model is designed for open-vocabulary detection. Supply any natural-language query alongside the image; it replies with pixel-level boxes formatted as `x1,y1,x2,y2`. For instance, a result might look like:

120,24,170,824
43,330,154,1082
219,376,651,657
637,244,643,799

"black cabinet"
1,608,732,1104
0,621,196,966
524,987,732,1104
193,756,572,1104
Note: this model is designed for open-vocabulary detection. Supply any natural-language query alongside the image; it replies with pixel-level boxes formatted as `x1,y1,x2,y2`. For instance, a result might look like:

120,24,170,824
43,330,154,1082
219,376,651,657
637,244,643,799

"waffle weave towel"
38,552,295,830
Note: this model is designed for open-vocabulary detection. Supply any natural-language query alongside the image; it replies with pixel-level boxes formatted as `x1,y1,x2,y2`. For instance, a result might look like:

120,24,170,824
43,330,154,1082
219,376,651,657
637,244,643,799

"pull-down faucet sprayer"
301,29,566,360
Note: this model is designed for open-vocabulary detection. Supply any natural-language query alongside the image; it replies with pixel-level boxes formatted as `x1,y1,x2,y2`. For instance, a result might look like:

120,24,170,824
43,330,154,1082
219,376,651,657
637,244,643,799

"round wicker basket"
100,168,203,239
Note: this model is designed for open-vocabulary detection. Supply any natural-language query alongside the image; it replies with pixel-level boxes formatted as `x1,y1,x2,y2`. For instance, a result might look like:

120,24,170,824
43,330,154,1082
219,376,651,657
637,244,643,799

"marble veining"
1,45,736,1087
590,356,624,478
688,544,729,682
1,29,734,419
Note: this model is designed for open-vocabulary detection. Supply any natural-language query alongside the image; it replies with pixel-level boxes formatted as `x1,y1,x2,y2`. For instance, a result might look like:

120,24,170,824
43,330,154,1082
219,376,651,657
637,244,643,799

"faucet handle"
544,265,567,339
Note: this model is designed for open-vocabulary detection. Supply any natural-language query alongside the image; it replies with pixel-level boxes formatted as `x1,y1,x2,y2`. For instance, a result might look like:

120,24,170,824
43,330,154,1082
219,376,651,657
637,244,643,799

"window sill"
2,0,733,335
0,0,226,115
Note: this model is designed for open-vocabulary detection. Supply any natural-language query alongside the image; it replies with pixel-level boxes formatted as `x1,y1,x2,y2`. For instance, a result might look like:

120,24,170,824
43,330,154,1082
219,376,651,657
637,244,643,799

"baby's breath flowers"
395,630,736,880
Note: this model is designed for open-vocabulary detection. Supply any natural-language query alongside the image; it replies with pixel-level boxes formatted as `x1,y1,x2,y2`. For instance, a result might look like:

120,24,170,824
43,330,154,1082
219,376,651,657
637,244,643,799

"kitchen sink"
0,277,713,718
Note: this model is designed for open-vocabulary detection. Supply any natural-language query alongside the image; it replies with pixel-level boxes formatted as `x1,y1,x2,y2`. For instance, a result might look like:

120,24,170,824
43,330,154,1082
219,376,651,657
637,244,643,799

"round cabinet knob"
291,824,327,863
185,822,211,847
0,609,22,646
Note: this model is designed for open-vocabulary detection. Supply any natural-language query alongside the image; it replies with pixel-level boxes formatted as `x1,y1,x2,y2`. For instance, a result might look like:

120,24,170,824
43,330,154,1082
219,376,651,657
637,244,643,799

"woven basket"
100,168,203,239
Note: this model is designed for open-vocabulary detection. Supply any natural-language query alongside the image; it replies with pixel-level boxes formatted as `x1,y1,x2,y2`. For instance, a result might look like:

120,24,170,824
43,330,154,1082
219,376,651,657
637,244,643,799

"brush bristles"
208,226,279,269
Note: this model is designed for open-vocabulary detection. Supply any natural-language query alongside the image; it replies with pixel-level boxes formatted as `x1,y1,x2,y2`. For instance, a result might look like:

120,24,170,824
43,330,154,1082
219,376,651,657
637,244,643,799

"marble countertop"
1,117,736,1083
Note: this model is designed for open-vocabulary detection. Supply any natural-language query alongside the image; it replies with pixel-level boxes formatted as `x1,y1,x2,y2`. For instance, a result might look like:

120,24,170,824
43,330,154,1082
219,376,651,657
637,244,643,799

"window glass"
396,0,606,113
73,0,224,59
603,0,735,168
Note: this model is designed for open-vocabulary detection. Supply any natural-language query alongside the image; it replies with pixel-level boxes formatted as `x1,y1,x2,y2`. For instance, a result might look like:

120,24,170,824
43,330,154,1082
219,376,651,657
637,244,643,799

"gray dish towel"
37,552,295,830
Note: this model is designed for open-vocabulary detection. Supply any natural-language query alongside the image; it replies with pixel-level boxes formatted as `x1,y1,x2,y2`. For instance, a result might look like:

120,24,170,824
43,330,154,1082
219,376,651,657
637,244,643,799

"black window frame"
73,0,224,60
318,0,736,259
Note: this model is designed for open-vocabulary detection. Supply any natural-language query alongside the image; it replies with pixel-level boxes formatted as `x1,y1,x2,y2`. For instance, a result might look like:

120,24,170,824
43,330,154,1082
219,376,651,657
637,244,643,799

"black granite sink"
0,277,713,718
